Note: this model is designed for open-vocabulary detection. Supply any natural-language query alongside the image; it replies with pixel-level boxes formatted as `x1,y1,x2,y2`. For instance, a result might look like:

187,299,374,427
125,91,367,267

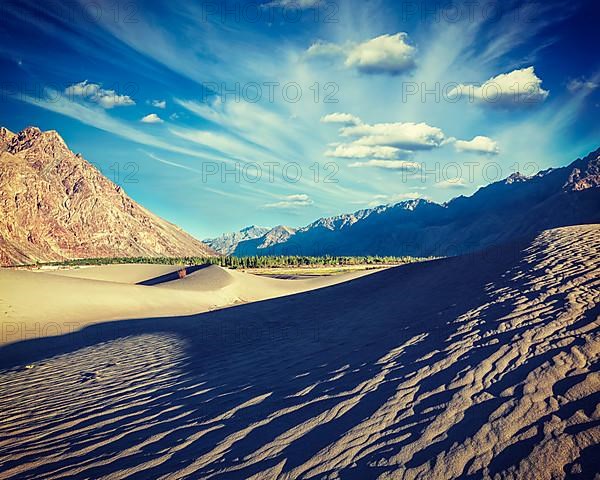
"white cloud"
450,67,549,107
326,143,406,160
348,160,421,170
265,193,313,208
151,99,167,109
320,112,362,126
262,0,320,9
341,122,446,150
454,135,499,155
18,87,229,164
345,33,416,75
567,77,599,93
27,0,586,218
141,113,164,124
64,80,135,109
306,41,346,58
306,33,416,75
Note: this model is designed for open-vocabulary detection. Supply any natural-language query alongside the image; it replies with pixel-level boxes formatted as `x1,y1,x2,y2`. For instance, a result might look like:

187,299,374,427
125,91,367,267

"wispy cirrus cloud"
144,151,252,201
150,99,167,109
171,93,305,164
566,77,599,93
16,88,226,163
326,144,408,160
348,160,421,170
1,0,594,237
261,0,321,9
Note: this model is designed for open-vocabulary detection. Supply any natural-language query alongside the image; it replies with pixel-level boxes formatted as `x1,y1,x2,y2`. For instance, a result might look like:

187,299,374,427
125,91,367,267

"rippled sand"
0,225,598,479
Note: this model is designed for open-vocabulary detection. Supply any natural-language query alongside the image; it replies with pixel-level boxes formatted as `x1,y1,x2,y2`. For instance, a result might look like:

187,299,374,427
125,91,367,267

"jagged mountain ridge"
232,147,600,257
232,225,297,256
204,225,271,255
0,126,215,266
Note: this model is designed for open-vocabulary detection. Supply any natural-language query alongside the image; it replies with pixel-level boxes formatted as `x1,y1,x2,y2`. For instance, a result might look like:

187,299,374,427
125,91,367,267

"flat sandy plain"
0,225,598,479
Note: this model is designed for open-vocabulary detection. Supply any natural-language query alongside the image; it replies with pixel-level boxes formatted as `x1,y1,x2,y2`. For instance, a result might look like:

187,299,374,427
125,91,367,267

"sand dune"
157,264,373,297
0,225,598,479
46,264,186,284
0,264,374,346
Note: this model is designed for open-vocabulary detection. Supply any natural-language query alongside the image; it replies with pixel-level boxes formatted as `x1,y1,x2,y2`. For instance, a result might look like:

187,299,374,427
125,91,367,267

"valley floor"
0,225,598,479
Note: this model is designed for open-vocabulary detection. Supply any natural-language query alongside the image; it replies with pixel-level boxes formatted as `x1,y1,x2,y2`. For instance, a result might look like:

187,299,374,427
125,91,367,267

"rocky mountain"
204,225,270,255
0,127,15,152
232,147,600,257
0,126,215,266
232,225,296,256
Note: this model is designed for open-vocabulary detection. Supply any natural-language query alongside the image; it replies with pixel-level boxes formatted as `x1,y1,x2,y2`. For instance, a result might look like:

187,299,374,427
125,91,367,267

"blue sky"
1,0,599,238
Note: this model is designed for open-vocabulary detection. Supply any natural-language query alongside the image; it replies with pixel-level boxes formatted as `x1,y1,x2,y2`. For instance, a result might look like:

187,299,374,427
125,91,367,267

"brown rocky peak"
564,148,600,191
7,126,71,166
0,126,15,140
0,124,216,265
21,125,42,135
8,126,44,153
40,129,69,150
0,126,16,150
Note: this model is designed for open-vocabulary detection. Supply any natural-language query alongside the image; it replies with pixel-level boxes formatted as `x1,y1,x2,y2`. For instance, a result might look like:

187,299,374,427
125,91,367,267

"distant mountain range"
227,148,600,257
2,125,598,265
0,126,215,266
204,225,271,255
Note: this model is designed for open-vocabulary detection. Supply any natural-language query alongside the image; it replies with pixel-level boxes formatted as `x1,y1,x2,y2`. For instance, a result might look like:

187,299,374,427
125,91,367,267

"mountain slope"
233,148,600,256
233,225,297,256
204,225,271,255
0,126,215,265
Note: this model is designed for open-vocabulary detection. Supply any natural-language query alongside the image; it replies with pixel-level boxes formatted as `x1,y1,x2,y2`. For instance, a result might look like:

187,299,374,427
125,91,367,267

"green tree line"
31,255,432,269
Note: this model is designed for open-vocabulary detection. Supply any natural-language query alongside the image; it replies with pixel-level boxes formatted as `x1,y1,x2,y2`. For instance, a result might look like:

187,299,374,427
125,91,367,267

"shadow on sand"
0,233,598,479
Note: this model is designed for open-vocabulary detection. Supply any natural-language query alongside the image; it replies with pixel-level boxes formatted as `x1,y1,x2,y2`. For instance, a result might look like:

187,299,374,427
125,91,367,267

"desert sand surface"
0,264,374,346
0,225,598,479
45,264,186,284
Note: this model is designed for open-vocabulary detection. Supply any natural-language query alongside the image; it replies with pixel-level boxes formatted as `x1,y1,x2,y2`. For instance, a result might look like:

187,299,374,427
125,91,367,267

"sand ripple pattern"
0,225,599,479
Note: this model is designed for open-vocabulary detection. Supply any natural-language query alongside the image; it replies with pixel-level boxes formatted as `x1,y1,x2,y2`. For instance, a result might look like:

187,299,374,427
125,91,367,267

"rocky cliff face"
0,126,215,266
0,127,15,152
563,149,600,191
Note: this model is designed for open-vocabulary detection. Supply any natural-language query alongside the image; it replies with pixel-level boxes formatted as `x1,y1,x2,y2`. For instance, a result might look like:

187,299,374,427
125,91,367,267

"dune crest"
0,264,374,345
